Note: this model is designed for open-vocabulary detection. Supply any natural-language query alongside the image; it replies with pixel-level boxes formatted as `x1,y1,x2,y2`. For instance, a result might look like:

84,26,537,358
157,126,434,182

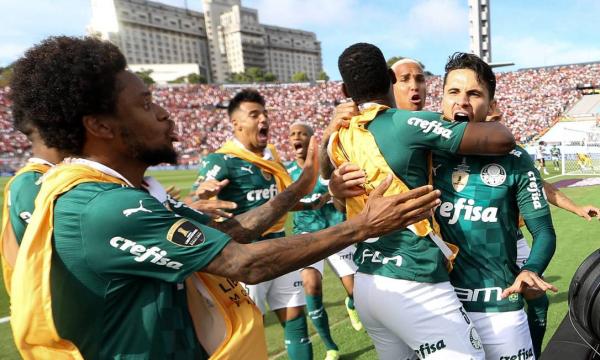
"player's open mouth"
410,94,421,104
257,127,269,142
453,112,470,122
293,141,305,155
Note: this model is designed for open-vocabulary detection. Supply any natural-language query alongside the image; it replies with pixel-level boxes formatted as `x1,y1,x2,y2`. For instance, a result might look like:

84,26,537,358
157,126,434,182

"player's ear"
487,99,498,116
341,83,349,98
388,68,397,84
82,115,116,140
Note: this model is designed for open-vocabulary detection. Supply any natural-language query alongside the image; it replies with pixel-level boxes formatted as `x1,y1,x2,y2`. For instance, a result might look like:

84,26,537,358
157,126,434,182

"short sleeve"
514,147,551,220
80,187,230,283
395,110,467,153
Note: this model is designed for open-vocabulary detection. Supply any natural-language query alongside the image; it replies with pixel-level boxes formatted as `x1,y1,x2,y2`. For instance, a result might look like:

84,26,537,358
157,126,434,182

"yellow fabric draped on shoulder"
1,162,53,296
10,163,128,360
327,104,458,270
216,141,292,235
186,273,268,359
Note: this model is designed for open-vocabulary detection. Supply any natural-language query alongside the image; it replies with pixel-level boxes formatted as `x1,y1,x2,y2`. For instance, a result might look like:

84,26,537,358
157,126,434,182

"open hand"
501,270,558,299
358,175,441,238
188,198,238,219
195,179,230,200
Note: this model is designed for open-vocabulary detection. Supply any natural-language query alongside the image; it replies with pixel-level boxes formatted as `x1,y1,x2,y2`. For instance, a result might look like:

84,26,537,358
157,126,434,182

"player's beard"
120,125,178,165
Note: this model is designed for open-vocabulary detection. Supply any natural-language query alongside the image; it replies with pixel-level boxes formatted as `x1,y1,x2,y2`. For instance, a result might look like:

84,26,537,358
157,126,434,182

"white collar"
231,137,274,160
28,157,55,167
63,158,135,187
358,102,384,111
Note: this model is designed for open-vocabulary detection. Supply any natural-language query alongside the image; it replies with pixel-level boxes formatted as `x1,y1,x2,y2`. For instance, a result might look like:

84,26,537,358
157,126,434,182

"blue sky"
1,0,599,79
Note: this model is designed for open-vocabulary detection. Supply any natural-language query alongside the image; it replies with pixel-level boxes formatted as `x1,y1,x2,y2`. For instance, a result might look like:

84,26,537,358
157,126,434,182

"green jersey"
286,160,328,234
353,109,467,283
433,146,552,312
550,146,561,157
7,170,44,245
195,149,281,239
51,182,231,359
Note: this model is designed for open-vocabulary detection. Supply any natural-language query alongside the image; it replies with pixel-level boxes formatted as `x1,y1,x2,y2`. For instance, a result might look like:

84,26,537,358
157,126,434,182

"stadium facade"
88,0,323,83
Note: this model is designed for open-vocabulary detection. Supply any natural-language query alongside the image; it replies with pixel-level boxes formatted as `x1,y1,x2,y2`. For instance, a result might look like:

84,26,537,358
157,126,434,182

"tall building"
88,0,323,83
468,0,492,63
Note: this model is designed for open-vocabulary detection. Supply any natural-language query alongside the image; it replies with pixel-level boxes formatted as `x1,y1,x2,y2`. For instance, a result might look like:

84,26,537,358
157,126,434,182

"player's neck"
31,143,64,165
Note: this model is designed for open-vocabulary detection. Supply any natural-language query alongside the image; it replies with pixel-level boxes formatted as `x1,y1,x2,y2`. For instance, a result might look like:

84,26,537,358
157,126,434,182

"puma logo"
432,164,442,176
123,200,152,217
240,166,254,174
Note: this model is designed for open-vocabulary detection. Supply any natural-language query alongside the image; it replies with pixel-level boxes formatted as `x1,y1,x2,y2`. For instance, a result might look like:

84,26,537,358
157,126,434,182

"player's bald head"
289,121,314,136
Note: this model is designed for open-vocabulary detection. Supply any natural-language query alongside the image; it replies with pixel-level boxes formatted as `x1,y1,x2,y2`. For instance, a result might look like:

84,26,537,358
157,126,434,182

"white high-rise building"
89,0,323,83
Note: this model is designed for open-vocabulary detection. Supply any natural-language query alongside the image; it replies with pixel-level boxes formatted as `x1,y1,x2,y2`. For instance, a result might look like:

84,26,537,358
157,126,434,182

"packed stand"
1,62,599,171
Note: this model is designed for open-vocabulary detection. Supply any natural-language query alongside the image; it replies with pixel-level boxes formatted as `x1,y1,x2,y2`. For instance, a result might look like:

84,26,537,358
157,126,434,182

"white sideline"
0,316,9,324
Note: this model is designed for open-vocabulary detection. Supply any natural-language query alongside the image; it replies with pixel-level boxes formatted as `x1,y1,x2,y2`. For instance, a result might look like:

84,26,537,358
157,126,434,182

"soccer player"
536,141,549,175
8,36,442,360
287,122,360,360
433,52,557,359
324,43,517,360
0,118,62,294
550,144,561,171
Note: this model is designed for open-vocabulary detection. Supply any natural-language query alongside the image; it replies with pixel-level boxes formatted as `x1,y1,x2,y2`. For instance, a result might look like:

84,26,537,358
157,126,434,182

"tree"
263,72,277,82
0,65,13,87
135,69,155,85
187,73,207,84
291,71,309,82
317,71,329,81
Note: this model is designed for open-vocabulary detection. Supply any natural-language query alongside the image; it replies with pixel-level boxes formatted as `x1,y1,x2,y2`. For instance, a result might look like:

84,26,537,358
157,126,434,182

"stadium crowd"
1,61,599,172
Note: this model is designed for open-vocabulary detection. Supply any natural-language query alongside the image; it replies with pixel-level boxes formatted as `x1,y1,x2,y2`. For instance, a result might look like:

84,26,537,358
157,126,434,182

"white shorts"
244,270,306,314
354,273,485,360
515,237,531,269
468,310,534,360
303,244,357,278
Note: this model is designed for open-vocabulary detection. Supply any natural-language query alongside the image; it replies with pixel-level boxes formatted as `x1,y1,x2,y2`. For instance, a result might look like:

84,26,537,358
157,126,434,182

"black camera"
542,249,600,359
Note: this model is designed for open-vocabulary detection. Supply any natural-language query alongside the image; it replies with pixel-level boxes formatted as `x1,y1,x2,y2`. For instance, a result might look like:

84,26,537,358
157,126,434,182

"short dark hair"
227,89,266,117
12,107,35,137
443,52,496,99
9,36,127,155
338,43,391,103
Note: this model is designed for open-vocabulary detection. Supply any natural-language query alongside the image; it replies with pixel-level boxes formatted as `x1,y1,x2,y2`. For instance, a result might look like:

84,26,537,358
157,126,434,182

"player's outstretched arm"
543,180,600,221
203,179,441,284
210,137,320,243
458,121,515,155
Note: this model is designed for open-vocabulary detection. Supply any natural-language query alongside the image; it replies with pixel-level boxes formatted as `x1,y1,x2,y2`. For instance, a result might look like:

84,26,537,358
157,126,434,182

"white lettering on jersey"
246,184,278,202
122,200,152,217
109,236,183,269
240,165,254,174
438,198,498,225
359,249,403,267
407,117,453,139
19,211,32,224
206,165,222,180
454,286,503,303
510,149,522,158
526,171,544,209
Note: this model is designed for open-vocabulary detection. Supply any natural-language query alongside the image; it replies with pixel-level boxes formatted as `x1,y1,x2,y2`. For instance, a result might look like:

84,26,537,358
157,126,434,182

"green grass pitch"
1,166,599,359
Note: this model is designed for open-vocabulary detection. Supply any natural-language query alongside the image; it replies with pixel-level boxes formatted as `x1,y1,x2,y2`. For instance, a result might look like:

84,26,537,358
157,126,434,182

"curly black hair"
9,36,127,155
443,52,496,100
227,89,266,117
338,43,391,103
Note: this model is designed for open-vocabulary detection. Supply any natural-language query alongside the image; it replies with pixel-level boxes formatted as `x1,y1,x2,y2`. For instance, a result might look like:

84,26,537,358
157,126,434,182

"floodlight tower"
468,0,514,68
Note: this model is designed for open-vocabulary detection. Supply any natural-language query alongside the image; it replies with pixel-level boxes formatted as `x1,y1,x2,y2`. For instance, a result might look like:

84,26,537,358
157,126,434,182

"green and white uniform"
433,145,555,359
286,161,356,277
347,108,484,360
51,159,231,360
7,158,53,244
196,142,305,314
